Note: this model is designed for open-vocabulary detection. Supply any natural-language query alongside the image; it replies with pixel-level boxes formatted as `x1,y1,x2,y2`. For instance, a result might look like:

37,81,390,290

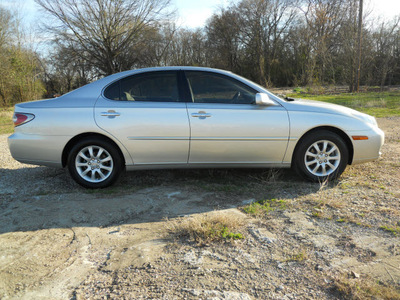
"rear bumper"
8,133,67,168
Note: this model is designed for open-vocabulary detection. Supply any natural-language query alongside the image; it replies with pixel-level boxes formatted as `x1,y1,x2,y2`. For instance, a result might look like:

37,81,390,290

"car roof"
61,67,251,100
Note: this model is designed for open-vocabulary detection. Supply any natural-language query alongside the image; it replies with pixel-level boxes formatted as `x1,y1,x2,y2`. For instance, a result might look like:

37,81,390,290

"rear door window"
104,71,180,102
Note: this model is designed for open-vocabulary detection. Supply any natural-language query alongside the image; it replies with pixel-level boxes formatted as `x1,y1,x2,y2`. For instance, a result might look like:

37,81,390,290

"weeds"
242,198,286,217
312,211,322,218
220,227,244,240
285,249,308,262
167,212,245,245
380,225,400,236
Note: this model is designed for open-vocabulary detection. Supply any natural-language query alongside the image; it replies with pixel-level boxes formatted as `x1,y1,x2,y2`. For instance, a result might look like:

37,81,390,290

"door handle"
191,111,211,119
101,110,120,118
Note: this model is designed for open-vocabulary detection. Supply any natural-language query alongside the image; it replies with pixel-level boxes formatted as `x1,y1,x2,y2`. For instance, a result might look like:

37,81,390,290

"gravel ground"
0,117,399,299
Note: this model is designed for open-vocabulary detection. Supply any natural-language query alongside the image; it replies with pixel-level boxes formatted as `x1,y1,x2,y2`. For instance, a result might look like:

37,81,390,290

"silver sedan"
8,67,384,188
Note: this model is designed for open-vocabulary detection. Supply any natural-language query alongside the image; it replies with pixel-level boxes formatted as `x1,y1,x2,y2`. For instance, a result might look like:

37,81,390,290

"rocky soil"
0,118,399,299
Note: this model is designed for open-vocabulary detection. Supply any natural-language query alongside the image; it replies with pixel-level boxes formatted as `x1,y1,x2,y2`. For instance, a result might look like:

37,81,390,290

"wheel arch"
62,132,126,168
292,126,354,166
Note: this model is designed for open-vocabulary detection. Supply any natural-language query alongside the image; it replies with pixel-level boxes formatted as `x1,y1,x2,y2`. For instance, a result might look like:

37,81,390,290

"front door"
185,71,290,164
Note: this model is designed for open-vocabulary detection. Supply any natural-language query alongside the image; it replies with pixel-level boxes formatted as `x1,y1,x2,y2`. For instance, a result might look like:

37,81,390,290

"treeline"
0,7,44,106
1,0,400,106
159,0,400,90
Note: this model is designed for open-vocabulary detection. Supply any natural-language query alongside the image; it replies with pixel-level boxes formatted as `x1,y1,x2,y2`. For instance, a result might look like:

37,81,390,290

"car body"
8,67,384,188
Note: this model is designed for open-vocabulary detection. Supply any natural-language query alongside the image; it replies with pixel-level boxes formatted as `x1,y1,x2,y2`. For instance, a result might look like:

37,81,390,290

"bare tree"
0,6,13,46
167,27,208,66
35,0,174,75
300,0,350,85
372,18,400,90
236,0,298,86
41,44,96,96
206,9,243,73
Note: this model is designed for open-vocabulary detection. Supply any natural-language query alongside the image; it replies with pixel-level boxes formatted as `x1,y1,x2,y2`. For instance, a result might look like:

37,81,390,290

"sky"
175,0,229,28
1,0,400,30
366,0,400,21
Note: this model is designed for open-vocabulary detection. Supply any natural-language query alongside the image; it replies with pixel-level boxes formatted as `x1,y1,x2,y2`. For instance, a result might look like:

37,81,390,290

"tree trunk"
354,0,363,92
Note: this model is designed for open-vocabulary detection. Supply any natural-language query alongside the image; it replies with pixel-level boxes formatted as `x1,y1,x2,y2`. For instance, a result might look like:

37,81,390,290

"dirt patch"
0,118,399,299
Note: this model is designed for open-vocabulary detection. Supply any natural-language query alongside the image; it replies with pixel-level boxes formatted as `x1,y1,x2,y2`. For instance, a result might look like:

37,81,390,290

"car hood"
282,98,358,115
280,98,378,127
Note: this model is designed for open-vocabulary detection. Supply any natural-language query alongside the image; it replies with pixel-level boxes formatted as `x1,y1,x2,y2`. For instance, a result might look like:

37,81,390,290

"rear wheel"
293,130,349,182
68,138,123,188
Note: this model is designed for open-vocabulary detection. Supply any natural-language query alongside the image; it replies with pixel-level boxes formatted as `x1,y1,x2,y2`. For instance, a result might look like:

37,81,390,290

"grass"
312,211,322,218
380,225,400,236
287,90,400,117
284,249,309,262
167,212,245,245
242,198,287,217
0,107,13,135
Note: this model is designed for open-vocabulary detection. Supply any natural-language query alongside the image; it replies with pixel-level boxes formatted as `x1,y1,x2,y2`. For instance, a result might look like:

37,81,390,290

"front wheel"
293,131,349,182
67,138,123,188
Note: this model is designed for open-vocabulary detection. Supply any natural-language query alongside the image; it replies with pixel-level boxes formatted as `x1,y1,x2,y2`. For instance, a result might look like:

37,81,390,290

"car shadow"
0,166,334,234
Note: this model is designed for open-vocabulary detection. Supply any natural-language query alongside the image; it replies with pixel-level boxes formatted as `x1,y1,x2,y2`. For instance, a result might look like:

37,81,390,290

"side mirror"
255,93,275,106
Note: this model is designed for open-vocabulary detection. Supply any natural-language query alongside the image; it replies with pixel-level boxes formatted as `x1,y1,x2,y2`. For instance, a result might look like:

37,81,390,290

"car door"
95,71,190,165
184,71,290,164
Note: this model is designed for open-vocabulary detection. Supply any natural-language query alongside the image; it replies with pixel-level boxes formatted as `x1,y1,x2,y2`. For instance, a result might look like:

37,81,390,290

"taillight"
13,113,35,127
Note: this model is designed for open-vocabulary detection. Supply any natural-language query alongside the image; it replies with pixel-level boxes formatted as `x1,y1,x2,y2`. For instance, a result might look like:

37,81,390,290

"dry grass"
248,168,283,183
331,274,400,300
166,212,246,245
0,108,13,135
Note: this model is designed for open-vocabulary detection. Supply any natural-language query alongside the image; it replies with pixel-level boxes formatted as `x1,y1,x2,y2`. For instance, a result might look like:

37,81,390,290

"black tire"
67,137,123,188
293,130,349,182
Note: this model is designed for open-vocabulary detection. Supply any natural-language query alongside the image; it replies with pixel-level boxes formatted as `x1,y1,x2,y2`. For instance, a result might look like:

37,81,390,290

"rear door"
184,71,290,164
95,71,190,165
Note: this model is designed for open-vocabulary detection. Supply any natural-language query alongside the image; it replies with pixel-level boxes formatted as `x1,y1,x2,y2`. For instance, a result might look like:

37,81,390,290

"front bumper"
350,126,384,164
